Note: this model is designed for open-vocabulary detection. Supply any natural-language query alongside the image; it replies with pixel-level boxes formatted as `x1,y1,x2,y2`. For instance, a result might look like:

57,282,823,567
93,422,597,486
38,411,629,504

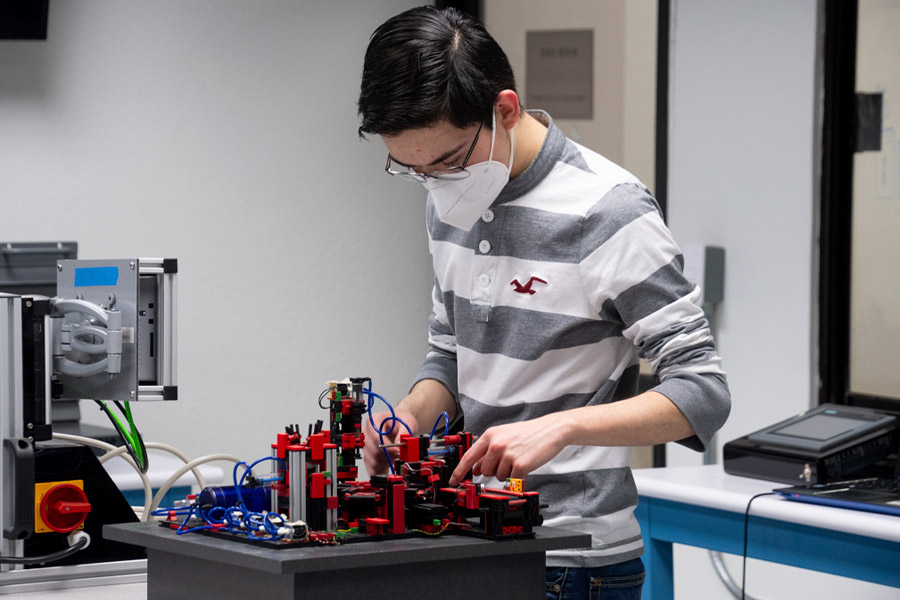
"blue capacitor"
198,485,271,513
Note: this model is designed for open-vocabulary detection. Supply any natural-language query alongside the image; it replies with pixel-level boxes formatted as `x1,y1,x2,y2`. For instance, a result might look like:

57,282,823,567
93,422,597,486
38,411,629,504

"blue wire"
430,411,449,439
224,507,244,529
232,456,286,508
378,414,414,437
176,503,214,535
241,510,285,538
364,390,413,436
204,505,227,525
263,512,285,534
363,389,412,474
150,507,193,517
167,456,293,541
171,484,287,540
231,461,250,506
243,511,264,532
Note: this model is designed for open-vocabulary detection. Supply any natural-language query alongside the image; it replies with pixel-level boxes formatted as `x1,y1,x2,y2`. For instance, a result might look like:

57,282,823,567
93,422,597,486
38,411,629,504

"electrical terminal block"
504,478,523,493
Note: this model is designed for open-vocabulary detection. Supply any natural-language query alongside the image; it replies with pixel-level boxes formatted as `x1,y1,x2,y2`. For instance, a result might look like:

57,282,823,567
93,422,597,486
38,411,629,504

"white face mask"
424,111,514,231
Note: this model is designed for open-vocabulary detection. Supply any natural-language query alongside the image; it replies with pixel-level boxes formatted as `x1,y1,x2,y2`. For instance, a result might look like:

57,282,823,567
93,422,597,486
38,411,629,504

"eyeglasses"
385,122,484,182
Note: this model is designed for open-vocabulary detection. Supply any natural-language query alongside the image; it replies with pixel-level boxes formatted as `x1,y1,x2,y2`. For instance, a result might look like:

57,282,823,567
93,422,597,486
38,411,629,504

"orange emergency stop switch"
34,481,91,534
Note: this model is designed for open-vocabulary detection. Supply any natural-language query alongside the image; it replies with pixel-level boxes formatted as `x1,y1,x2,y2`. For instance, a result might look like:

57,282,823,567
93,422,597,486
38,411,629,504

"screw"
130,391,135,399
27,423,33,430
129,262,135,270
57,265,63,271
25,300,32,308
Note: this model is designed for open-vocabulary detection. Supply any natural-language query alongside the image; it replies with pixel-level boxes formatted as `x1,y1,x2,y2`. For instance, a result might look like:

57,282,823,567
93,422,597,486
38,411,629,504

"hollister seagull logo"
510,276,548,295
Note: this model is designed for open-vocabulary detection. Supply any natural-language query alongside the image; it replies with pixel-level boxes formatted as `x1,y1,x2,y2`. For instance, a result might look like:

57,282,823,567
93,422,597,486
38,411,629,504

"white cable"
52,432,153,519
99,442,208,490
148,454,243,515
52,432,117,452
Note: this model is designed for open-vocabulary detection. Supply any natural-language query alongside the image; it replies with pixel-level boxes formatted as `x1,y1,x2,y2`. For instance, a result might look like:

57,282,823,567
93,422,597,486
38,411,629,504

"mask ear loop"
488,110,498,162
506,126,515,174
488,107,515,174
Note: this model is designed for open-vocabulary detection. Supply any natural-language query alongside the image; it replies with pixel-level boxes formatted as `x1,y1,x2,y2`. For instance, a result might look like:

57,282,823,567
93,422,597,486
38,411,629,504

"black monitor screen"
774,414,865,441
0,1,49,40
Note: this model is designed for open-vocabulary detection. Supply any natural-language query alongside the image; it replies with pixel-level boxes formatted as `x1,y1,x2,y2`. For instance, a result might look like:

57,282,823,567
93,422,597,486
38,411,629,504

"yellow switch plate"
34,480,86,534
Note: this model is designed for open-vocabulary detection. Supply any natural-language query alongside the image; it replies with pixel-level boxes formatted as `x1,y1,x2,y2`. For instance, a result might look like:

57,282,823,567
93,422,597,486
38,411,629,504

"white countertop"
633,464,900,544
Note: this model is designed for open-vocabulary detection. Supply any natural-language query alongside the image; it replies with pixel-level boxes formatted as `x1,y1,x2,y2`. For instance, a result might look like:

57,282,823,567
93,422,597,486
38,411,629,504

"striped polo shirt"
414,112,730,567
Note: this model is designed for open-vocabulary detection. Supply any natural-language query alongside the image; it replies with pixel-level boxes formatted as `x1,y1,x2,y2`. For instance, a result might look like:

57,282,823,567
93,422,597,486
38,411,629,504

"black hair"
357,6,517,138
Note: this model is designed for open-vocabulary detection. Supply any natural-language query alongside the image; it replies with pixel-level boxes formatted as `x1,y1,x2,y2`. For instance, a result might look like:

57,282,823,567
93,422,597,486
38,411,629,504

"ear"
495,89,521,130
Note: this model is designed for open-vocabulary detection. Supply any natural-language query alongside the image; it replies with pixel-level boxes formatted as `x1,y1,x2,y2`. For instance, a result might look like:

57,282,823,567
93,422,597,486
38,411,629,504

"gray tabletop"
104,521,592,575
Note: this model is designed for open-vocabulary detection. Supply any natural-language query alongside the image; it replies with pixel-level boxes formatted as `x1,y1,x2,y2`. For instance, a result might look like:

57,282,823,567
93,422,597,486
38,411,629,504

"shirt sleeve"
412,276,460,402
577,183,731,451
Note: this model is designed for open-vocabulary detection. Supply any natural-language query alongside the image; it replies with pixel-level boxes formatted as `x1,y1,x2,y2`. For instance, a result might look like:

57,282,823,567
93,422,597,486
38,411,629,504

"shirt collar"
493,110,566,206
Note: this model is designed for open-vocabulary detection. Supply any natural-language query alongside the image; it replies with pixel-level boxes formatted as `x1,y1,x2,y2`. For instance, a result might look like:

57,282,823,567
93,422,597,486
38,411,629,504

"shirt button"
478,240,491,254
482,210,495,223
478,274,491,287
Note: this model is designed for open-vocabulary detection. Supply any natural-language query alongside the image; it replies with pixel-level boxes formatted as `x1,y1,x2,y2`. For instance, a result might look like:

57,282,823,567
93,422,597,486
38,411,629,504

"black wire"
741,492,777,600
95,400,149,474
0,536,88,565
317,388,330,409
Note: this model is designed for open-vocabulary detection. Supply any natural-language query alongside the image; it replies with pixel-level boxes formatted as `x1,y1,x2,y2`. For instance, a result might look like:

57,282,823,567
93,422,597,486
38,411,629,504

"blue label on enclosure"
74,266,119,287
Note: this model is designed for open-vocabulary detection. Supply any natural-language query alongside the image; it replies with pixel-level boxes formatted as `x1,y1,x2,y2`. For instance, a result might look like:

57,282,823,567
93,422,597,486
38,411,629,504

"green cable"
122,401,145,466
95,399,149,473
62,382,149,472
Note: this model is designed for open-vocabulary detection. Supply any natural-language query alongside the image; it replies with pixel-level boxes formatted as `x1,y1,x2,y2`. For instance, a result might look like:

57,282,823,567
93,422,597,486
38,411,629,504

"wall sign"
525,29,593,119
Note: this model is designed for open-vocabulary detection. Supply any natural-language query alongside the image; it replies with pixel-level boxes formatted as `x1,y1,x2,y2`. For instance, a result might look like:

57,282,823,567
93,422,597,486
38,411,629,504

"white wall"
667,0,895,598
0,1,431,468
665,0,819,462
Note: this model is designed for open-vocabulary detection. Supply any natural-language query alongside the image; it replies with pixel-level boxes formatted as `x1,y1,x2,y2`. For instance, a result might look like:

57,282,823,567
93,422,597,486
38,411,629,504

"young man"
357,6,730,599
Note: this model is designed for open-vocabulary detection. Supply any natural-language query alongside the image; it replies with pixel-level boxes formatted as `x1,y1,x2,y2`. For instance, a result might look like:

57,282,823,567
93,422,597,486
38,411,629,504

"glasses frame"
385,121,485,182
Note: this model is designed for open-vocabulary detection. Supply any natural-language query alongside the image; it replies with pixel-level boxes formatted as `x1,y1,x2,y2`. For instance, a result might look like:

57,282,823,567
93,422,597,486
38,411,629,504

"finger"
509,460,527,480
378,415,404,438
495,455,515,483
364,444,395,476
449,441,485,486
475,447,501,480
362,412,394,474
363,442,384,473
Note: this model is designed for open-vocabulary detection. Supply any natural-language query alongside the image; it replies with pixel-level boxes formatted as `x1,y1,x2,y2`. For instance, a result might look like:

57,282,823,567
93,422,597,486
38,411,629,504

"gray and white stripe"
414,113,730,567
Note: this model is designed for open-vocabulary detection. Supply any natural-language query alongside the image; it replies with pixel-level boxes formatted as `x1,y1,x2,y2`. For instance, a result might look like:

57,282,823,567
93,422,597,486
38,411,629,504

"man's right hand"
361,379,456,476
363,407,419,475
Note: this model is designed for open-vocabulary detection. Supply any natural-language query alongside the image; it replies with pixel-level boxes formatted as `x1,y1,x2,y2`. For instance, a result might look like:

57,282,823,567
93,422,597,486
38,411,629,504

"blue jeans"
546,558,645,600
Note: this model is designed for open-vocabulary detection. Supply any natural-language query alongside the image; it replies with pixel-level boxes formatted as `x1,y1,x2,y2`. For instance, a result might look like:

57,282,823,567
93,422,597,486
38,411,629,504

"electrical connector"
67,530,91,550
